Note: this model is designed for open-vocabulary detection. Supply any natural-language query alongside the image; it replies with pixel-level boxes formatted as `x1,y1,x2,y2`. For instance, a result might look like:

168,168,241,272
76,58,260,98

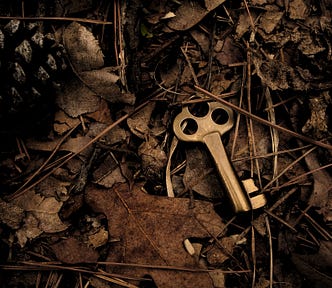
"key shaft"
203,132,252,212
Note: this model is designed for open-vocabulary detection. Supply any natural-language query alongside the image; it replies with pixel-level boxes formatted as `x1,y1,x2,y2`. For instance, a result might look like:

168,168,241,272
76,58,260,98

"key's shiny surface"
173,101,265,213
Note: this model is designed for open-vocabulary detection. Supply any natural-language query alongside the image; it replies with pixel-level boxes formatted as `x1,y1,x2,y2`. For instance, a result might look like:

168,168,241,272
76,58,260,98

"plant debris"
0,0,332,287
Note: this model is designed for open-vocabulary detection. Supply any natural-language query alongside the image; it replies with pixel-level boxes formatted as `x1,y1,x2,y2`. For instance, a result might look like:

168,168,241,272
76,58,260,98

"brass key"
173,101,266,213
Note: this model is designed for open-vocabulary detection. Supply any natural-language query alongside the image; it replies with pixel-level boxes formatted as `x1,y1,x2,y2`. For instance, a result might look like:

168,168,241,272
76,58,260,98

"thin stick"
265,215,273,288
99,261,250,274
0,16,112,25
261,146,316,192
14,124,79,195
194,86,332,151
264,210,297,233
268,187,298,212
251,226,256,288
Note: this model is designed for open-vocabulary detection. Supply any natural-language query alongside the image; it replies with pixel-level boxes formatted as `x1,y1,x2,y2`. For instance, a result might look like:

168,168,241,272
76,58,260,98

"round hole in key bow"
211,108,229,125
181,118,198,135
188,101,209,117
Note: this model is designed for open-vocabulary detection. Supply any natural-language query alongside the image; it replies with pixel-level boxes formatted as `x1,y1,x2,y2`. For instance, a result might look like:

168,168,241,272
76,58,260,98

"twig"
0,263,146,282
270,163,332,191
261,146,316,192
0,16,112,25
194,86,332,151
265,215,273,288
302,211,332,240
268,187,298,212
13,124,79,196
180,45,199,86
251,226,256,288
264,210,297,233
99,261,250,274
232,144,312,163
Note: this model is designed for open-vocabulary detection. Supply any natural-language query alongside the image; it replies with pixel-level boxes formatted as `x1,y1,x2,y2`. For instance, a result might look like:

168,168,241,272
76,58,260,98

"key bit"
173,101,267,213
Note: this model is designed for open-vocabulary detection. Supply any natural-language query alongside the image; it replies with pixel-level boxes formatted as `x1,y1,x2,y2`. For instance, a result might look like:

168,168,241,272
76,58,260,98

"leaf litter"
0,0,331,287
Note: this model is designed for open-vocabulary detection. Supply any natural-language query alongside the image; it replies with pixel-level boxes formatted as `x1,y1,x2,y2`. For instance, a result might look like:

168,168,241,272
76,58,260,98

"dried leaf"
87,122,127,146
302,94,330,139
93,155,127,188
253,57,310,91
0,198,24,229
127,101,155,139
85,183,225,288
292,241,332,286
167,0,226,31
138,136,167,181
259,10,284,34
56,77,102,117
80,68,136,105
63,22,104,72
214,36,243,66
183,147,222,199
288,0,310,20
52,237,99,264
54,110,80,135
13,190,68,246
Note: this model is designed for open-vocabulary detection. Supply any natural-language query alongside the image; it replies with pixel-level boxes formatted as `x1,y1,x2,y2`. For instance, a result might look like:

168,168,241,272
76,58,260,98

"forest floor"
0,1,332,287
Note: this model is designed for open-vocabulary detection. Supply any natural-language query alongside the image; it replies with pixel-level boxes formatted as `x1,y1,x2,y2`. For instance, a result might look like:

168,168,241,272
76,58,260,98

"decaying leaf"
127,101,156,139
52,237,99,264
85,183,226,288
206,236,237,266
54,110,80,135
93,155,127,188
138,136,167,181
0,198,24,229
63,22,104,72
291,241,332,287
167,0,226,31
183,147,222,199
56,77,102,117
288,0,310,20
253,56,310,91
214,36,243,66
80,68,135,105
13,189,68,246
302,94,330,139
304,150,332,220
259,10,284,34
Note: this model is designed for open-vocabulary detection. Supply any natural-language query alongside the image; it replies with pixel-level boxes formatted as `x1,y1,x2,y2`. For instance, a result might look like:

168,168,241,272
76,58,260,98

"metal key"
173,101,266,213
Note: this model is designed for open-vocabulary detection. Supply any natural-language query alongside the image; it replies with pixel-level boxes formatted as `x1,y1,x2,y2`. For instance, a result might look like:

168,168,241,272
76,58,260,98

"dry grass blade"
265,87,279,184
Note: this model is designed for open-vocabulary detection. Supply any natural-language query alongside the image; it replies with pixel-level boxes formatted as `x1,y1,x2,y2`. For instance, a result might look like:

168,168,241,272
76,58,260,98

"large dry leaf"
13,189,68,246
80,68,135,105
63,22,104,72
85,183,225,288
52,237,99,264
56,77,102,117
167,0,226,31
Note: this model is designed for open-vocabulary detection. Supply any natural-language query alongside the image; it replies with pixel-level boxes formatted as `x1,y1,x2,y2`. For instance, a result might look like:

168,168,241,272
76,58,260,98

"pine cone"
0,19,67,134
